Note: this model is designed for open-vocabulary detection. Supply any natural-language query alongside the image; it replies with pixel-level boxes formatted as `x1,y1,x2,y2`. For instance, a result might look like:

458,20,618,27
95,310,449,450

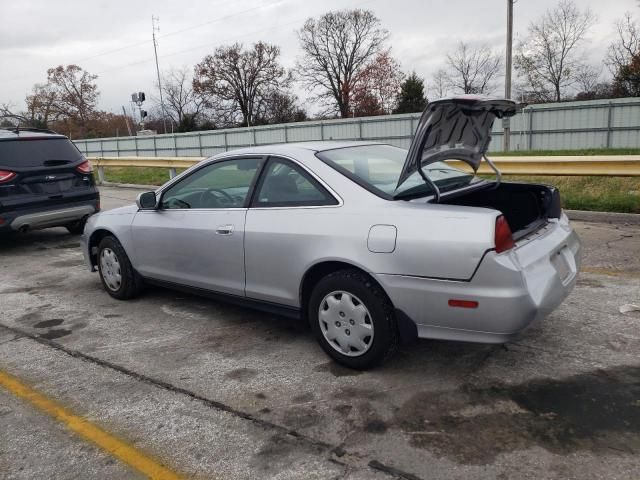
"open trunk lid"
397,96,522,191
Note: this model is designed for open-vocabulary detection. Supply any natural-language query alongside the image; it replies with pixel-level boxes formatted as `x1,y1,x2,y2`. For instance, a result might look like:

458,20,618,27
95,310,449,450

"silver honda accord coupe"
82,96,581,369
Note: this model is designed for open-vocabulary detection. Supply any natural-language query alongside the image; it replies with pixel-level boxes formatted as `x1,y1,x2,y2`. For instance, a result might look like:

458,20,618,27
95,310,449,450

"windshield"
316,144,481,199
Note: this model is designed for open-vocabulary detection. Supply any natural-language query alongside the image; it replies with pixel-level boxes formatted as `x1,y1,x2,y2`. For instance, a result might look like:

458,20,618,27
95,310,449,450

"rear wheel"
65,217,87,235
308,269,398,369
97,236,143,300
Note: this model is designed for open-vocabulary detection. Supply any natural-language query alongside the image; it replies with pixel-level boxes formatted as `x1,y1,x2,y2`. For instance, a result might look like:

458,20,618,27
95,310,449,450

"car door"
131,156,264,296
244,156,340,306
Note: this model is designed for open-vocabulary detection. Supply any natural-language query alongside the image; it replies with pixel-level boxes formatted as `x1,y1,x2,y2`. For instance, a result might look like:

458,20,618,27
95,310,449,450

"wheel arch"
299,260,418,344
87,228,117,268
299,260,391,318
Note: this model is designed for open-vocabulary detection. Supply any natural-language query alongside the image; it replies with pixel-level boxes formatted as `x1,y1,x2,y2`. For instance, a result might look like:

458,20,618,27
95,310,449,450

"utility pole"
152,15,168,134
122,106,133,136
503,0,514,152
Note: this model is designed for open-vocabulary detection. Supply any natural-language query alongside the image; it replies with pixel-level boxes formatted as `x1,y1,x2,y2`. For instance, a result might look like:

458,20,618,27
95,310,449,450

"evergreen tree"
393,72,427,114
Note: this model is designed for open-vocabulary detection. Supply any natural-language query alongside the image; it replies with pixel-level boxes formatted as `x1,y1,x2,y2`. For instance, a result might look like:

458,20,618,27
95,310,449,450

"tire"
65,217,87,235
308,269,398,369
97,236,143,300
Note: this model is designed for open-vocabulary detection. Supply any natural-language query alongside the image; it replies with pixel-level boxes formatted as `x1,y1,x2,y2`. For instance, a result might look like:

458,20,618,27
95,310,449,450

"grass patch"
490,148,640,156
103,167,187,186
502,175,640,213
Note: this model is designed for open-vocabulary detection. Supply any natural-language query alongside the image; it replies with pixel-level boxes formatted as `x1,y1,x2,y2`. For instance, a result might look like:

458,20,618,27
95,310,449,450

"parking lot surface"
1,186,639,479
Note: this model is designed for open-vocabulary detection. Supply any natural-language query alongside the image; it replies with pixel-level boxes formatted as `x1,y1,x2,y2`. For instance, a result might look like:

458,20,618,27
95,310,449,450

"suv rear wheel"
97,236,143,300
65,217,87,235
308,269,398,369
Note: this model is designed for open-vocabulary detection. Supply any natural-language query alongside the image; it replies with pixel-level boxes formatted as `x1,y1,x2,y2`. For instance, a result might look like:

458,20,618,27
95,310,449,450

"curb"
99,182,156,190
98,183,640,225
565,209,640,225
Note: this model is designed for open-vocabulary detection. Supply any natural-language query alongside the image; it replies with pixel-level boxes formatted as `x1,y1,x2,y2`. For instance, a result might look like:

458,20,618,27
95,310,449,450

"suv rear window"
0,138,83,168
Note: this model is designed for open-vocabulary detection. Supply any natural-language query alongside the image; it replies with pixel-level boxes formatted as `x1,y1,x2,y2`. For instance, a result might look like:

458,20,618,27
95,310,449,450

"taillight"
495,215,515,253
76,160,93,174
0,170,16,183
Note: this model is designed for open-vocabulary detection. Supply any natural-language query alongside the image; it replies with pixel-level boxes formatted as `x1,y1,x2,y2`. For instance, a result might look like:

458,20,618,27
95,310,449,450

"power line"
94,0,376,77
0,1,282,86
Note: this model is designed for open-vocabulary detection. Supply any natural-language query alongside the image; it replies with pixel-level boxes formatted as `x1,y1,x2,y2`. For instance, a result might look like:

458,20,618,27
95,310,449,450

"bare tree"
606,12,640,75
444,42,502,94
515,0,595,102
46,65,99,131
158,67,208,131
296,9,389,118
430,69,450,99
193,42,289,127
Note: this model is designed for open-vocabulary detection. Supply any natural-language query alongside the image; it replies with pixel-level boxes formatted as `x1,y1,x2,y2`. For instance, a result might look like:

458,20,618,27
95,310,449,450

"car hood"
97,204,138,216
397,96,522,187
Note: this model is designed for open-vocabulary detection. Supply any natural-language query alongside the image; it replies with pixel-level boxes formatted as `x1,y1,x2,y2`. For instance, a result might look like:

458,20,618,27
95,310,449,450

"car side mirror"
136,191,157,210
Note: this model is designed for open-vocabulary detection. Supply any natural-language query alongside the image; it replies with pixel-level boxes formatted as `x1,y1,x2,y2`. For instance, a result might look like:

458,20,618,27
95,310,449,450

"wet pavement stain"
39,328,73,340
224,367,258,381
313,361,363,377
33,319,64,329
49,259,84,268
394,365,640,465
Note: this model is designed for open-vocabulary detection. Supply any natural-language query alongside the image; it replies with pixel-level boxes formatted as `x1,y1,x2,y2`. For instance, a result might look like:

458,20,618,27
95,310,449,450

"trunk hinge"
484,154,502,188
417,166,441,203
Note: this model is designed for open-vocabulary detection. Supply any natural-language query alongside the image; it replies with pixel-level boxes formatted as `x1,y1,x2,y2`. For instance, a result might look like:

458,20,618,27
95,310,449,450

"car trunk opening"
440,181,562,239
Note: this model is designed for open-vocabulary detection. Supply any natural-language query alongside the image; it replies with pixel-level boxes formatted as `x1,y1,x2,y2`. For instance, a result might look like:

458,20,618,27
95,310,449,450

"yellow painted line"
0,369,183,480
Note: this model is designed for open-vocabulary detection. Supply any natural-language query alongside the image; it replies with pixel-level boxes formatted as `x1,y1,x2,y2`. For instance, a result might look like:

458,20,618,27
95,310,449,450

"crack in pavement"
0,322,423,480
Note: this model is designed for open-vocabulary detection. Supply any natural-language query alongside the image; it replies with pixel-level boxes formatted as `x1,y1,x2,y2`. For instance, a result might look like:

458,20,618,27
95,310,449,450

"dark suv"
0,127,100,235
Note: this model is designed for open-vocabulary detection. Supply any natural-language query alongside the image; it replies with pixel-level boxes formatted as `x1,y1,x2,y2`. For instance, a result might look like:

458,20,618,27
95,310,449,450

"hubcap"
100,248,122,291
318,291,374,357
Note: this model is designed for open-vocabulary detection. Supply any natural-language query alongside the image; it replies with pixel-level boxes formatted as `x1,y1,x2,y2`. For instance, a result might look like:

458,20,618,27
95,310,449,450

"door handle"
216,224,234,235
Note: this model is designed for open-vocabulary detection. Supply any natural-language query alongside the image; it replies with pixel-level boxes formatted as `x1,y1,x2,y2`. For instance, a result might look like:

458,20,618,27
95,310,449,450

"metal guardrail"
89,155,640,184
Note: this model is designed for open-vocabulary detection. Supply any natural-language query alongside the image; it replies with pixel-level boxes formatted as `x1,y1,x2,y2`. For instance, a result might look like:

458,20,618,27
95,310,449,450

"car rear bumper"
376,214,581,344
0,201,98,232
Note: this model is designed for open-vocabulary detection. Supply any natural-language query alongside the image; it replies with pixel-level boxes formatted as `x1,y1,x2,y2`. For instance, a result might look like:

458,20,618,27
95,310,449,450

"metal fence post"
223,131,228,151
173,135,178,157
284,124,288,143
252,128,257,146
606,102,614,148
358,119,363,140
528,108,534,151
197,133,203,155
153,136,157,156
320,122,324,140
135,137,139,156
97,165,105,184
169,167,177,179
99,140,104,157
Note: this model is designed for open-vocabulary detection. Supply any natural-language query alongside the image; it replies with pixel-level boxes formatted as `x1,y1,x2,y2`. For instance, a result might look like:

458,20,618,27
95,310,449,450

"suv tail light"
495,215,515,253
76,160,93,174
0,170,16,183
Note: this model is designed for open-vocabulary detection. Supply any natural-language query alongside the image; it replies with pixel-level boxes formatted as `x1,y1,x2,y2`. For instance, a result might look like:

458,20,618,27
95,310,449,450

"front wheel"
308,269,398,369
97,236,143,300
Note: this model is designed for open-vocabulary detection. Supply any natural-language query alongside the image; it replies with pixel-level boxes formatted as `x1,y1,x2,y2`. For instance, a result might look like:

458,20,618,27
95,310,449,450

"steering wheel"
199,188,235,207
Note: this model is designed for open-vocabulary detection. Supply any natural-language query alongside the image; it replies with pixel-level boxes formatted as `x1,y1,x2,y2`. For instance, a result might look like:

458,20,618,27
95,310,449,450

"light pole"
152,16,168,134
504,0,515,152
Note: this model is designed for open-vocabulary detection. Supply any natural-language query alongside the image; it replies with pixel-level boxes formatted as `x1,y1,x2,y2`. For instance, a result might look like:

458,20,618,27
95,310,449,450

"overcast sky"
1,0,638,114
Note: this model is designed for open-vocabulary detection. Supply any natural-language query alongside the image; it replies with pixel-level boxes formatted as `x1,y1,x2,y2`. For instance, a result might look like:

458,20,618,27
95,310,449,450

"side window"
253,158,338,207
160,158,262,209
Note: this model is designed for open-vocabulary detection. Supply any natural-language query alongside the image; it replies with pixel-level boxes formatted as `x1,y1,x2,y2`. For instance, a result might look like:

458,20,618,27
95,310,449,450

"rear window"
0,138,83,168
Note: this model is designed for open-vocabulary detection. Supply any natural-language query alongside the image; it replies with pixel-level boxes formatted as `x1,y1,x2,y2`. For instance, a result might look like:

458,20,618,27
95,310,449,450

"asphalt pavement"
0,186,638,479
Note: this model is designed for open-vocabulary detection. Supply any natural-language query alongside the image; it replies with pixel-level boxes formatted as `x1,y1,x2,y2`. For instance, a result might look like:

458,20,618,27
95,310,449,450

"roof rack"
0,126,59,135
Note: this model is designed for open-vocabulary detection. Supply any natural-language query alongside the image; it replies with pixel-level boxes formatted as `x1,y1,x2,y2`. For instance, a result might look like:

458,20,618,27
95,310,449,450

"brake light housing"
494,215,515,253
76,160,93,174
0,170,16,183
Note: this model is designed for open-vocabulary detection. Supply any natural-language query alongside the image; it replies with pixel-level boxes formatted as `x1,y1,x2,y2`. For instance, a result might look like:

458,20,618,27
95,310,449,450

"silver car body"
82,141,581,344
